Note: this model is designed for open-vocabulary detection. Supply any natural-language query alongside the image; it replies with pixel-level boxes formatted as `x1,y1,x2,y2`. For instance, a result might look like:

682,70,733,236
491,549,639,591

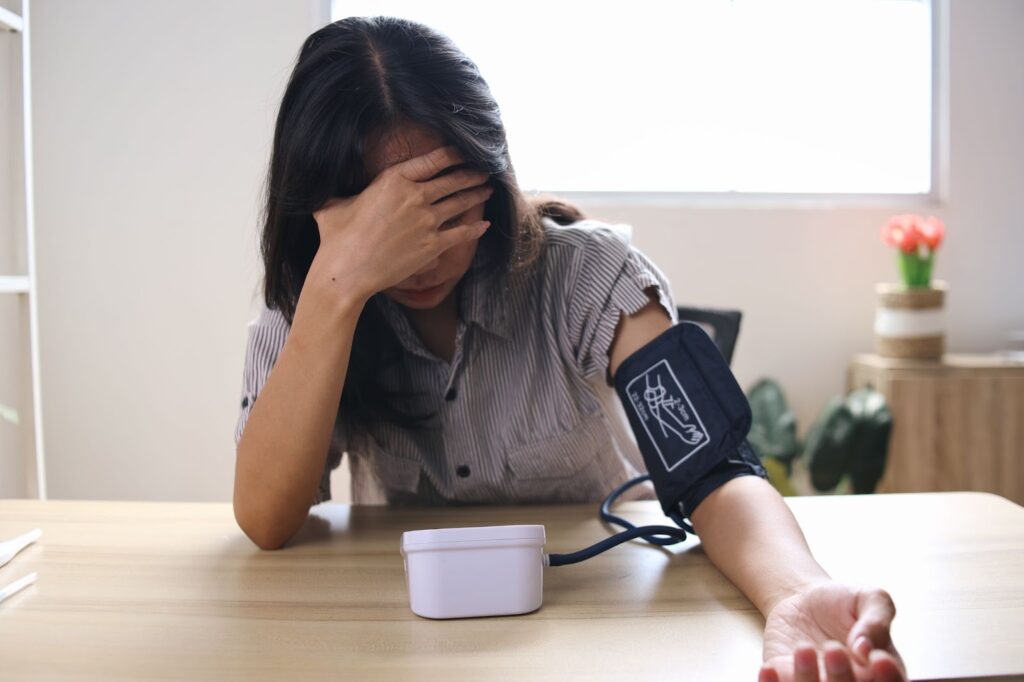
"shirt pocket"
359,430,424,499
503,410,618,503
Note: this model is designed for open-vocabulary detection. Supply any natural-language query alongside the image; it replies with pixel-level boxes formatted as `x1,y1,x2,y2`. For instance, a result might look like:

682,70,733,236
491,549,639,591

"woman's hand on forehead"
396,145,492,219
306,143,493,304
397,145,470,183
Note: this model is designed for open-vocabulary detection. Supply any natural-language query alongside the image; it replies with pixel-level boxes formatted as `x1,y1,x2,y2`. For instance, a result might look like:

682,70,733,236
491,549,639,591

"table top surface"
0,492,1022,681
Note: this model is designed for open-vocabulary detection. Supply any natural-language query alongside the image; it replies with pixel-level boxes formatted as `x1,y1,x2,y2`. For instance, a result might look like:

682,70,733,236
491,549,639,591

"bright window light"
330,1,933,195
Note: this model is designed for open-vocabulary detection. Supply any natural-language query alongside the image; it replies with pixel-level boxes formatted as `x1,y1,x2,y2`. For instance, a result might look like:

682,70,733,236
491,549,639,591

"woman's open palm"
759,582,907,682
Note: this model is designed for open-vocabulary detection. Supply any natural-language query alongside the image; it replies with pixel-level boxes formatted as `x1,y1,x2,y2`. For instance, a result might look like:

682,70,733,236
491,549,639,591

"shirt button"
456,465,471,478
445,388,457,401
241,396,249,408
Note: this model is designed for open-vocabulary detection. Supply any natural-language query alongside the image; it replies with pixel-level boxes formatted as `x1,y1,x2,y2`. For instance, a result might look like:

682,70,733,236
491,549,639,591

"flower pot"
874,280,947,359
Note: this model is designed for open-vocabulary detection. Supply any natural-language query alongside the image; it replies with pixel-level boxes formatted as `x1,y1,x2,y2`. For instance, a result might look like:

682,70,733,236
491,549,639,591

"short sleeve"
234,303,292,445
560,221,678,384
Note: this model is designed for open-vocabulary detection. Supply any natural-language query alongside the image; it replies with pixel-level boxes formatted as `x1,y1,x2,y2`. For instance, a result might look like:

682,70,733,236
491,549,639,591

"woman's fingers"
758,663,781,682
432,183,494,225
793,643,820,682
434,219,491,252
846,588,897,654
762,641,887,682
424,168,491,205
822,641,856,682
395,144,464,182
869,649,907,682
790,642,856,682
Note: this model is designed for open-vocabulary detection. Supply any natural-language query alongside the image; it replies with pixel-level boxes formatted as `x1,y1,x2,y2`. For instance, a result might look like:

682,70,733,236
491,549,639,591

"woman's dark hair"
260,15,585,428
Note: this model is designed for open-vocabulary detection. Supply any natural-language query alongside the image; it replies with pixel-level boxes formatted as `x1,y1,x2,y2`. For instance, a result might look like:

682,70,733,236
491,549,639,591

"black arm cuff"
679,439,769,518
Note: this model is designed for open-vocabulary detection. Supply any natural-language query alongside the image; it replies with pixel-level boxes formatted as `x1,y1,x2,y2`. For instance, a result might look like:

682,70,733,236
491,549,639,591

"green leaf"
746,378,800,464
0,403,20,425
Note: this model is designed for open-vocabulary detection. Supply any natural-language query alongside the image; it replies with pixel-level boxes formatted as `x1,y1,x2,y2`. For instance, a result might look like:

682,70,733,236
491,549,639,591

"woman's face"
364,123,486,311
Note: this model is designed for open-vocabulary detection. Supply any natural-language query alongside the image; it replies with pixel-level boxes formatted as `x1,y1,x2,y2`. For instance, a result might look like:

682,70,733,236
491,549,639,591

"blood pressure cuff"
614,322,768,518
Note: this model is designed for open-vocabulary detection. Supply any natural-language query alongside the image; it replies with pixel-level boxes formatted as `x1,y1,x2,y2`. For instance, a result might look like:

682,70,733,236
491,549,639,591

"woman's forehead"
364,123,448,178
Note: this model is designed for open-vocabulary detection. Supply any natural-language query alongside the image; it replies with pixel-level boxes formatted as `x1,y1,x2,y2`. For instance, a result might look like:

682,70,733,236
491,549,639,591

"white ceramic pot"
874,280,947,359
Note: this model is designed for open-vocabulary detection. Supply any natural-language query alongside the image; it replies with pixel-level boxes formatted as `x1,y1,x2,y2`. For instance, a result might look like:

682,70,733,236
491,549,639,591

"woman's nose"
412,258,441,278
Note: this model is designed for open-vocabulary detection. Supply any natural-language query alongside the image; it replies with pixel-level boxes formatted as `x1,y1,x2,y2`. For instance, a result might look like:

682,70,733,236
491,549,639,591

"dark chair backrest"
676,306,743,366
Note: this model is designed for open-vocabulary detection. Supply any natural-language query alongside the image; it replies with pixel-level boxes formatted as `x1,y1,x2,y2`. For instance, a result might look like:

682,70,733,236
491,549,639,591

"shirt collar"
460,247,511,338
373,248,511,358
374,294,429,360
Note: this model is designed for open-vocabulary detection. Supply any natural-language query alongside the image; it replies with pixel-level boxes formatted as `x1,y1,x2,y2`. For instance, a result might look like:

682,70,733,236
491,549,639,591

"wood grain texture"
875,334,945,359
0,495,1022,681
848,354,1024,505
876,283,946,310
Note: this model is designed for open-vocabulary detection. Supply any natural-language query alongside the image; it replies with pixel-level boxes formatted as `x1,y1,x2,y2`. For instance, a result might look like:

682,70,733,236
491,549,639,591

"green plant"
0,402,19,425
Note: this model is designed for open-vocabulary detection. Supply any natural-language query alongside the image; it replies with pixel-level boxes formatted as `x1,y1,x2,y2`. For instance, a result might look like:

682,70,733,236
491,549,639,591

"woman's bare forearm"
689,475,832,617
233,278,367,550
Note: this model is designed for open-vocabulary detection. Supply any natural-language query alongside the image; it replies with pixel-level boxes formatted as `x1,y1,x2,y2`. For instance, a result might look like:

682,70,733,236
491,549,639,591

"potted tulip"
875,214,947,359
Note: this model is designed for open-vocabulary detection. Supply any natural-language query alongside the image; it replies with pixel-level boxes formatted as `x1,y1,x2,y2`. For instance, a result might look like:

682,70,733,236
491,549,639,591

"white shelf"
0,6,23,33
0,276,31,293
2,0,47,500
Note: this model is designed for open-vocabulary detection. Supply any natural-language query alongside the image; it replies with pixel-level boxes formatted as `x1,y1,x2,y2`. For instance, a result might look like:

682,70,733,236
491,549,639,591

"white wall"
3,0,322,500
1,0,1021,501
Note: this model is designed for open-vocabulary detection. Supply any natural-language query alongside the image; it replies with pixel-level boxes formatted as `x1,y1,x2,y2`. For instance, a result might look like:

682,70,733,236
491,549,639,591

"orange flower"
881,214,920,253
881,213,945,253
918,216,945,250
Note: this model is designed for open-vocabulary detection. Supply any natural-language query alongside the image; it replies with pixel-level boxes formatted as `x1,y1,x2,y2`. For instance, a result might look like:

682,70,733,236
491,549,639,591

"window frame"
317,0,949,209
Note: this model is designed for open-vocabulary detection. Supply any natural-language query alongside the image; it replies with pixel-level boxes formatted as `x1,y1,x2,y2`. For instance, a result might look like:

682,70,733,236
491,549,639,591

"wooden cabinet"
847,354,1024,505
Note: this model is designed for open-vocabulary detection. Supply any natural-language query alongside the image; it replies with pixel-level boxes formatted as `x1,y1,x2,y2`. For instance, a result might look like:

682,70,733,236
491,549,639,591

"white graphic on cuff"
643,375,705,445
625,359,711,472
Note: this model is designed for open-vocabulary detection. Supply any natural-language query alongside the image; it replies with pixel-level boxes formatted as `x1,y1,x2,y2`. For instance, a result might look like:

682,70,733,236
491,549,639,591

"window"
329,1,937,199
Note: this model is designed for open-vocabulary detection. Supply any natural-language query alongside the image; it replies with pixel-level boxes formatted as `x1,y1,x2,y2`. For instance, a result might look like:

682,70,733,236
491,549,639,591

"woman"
233,15,907,682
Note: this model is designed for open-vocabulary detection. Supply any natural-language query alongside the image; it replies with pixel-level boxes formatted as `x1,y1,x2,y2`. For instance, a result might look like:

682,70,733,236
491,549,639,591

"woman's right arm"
233,145,494,549
232,276,366,550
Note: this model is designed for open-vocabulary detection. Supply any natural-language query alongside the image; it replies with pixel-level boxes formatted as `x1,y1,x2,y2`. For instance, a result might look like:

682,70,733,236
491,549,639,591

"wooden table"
847,353,1024,505
1,493,1022,681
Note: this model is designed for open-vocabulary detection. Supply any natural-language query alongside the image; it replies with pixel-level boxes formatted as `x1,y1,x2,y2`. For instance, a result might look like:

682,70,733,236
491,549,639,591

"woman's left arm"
688,474,829,614
609,298,907,682
689,475,907,682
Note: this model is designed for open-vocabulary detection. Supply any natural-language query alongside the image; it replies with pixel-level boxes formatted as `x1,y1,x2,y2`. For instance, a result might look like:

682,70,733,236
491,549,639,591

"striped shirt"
234,217,679,506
